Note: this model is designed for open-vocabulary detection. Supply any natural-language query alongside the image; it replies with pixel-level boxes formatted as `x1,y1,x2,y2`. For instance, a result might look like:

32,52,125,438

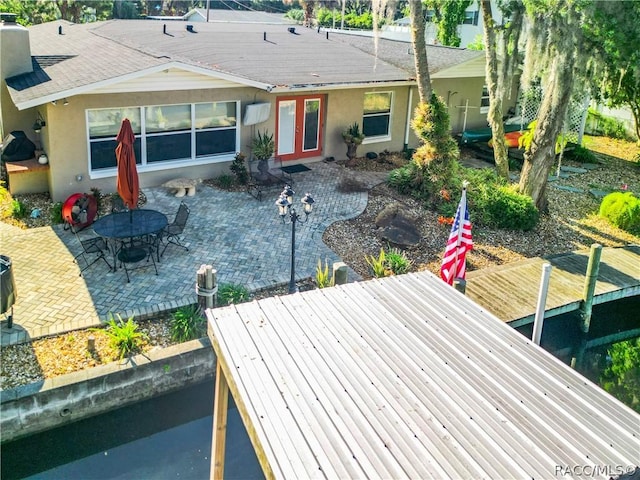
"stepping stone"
552,185,584,193
580,163,600,170
589,189,610,199
560,166,589,174
549,173,571,181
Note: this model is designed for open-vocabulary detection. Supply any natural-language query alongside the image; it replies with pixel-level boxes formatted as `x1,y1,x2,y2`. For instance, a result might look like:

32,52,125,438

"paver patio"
0,162,387,345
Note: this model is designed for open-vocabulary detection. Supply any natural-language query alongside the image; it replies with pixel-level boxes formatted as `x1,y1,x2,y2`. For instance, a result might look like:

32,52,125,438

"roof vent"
58,25,63,35
288,27,298,35
186,24,195,33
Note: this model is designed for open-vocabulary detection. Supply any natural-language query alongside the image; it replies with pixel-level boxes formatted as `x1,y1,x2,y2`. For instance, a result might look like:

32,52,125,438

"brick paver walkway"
1,162,387,345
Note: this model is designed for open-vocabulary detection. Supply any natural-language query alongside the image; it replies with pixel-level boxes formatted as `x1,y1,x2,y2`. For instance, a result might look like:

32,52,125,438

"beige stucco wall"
32,85,422,201
433,77,487,134
8,79,495,201
43,87,274,202
324,85,417,160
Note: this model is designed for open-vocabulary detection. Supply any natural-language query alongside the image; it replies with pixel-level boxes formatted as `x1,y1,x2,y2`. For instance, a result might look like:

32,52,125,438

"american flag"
440,187,473,285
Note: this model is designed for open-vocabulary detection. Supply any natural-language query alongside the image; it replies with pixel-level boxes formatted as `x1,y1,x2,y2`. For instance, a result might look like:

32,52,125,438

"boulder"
375,203,421,247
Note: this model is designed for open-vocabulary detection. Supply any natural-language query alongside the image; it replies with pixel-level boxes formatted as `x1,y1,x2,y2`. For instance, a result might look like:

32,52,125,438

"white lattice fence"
515,85,588,145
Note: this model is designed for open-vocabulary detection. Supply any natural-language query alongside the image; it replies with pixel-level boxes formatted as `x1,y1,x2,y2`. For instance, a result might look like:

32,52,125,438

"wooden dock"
465,245,640,327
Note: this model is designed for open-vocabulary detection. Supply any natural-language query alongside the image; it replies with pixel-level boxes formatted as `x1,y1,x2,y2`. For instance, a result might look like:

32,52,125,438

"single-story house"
0,13,498,202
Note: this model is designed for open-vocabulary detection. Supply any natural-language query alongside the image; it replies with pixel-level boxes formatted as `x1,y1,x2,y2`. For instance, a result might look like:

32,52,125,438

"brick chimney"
0,13,33,80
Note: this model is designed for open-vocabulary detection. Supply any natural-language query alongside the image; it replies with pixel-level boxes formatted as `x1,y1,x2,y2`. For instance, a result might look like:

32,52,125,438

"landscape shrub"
104,314,147,359
474,184,539,231
365,248,389,278
218,283,250,306
365,247,413,278
50,201,63,224
230,152,249,185
214,174,235,190
315,259,333,288
599,192,640,234
587,109,634,141
385,248,412,275
170,304,205,342
11,199,28,219
565,144,598,164
388,164,417,195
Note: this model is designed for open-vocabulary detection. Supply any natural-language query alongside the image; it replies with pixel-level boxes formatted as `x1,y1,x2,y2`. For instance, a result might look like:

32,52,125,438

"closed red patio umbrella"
115,118,139,210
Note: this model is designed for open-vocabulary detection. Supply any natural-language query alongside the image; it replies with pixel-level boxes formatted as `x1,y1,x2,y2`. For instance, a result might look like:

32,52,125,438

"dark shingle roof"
6,20,167,106
330,32,483,74
6,19,482,108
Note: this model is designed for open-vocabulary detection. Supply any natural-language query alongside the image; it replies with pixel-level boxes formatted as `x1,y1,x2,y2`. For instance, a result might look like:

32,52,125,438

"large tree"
584,0,640,142
480,0,524,181
517,0,588,212
409,0,432,102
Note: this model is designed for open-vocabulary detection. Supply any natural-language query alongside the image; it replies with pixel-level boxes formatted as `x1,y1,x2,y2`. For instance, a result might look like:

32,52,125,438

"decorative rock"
560,166,588,174
551,185,584,193
161,178,202,197
589,189,610,199
375,203,421,247
366,152,378,160
580,163,600,170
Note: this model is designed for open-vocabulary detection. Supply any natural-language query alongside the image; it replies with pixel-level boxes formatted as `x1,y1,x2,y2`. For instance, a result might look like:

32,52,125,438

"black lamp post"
275,185,315,294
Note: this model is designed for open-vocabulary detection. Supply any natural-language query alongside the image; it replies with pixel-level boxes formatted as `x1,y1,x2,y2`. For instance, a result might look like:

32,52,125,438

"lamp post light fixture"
275,185,315,294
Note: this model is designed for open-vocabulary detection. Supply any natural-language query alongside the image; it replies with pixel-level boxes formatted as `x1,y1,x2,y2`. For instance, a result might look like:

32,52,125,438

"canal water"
1,380,264,480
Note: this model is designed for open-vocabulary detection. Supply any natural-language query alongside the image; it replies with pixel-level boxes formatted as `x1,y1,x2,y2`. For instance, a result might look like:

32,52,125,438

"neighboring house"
0,13,491,202
146,8,296,24
383,1,500,47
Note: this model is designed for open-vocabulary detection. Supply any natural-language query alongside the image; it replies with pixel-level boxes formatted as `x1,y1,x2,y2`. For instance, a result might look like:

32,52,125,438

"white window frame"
86,101,240,179
480,85,490,114
362,91,393,144
463,10,479,25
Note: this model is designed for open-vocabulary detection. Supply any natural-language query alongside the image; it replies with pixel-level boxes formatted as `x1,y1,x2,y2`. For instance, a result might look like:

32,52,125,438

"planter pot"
346,143,359,161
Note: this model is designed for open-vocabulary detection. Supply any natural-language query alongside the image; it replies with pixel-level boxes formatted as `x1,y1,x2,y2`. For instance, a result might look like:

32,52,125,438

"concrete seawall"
0,338,215,443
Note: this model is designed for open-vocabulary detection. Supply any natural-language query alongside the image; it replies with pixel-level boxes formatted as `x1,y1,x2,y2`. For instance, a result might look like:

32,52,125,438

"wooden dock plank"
466,246,640,323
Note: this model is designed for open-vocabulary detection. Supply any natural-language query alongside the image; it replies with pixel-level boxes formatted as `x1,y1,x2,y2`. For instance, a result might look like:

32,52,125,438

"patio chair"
73,231,112,276
160,202,190,257
117,240,158,283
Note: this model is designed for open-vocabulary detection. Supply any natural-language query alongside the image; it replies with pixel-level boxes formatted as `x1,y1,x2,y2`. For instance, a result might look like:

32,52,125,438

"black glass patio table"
92,209,168,270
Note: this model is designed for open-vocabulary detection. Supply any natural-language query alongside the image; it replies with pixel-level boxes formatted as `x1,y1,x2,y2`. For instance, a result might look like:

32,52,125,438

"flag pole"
451,181,469,280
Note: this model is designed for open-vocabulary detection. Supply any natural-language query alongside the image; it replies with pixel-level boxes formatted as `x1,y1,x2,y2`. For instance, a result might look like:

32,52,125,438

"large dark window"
90,139,142,170
196,129,236,156
363,92,392,140
88,102,239,173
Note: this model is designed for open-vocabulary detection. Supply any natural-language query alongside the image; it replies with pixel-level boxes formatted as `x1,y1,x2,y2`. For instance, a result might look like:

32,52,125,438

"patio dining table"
92,209,168,271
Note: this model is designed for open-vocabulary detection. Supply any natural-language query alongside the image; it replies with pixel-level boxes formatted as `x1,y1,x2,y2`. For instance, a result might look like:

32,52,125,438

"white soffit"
90,67,245,94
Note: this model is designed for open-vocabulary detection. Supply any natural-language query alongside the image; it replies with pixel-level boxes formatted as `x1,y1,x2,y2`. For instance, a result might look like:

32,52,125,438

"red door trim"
276,95,324,162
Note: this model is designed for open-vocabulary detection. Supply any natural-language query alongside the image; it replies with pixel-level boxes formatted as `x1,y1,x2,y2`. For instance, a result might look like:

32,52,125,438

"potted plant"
251,130,275,179
342,122,365,166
